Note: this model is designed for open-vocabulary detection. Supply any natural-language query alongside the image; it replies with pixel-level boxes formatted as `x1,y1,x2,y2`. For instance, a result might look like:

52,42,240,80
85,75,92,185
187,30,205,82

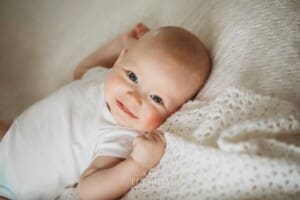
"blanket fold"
123,87,300,200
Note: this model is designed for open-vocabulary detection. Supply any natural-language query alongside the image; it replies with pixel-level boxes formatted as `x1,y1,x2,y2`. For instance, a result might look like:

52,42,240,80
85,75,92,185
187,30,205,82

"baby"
0,23,210,200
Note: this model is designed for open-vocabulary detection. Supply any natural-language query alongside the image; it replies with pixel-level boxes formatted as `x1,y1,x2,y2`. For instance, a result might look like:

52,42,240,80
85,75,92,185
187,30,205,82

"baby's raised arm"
77,130,166,200
0,120,13,142
73,23,148,80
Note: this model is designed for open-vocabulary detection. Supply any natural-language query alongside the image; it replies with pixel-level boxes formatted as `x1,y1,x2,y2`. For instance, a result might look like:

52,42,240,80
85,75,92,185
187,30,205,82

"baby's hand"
130,130,166,170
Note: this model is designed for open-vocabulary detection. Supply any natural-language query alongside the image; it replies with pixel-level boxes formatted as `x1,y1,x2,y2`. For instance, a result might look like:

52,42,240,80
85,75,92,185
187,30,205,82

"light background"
0,0,299,120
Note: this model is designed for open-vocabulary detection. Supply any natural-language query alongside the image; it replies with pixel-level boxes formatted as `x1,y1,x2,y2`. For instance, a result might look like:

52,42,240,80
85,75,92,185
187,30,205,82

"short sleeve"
94,135,134,159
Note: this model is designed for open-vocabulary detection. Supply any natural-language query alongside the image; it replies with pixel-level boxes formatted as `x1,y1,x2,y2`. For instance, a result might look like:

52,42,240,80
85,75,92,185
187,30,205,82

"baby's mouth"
115,99,138,119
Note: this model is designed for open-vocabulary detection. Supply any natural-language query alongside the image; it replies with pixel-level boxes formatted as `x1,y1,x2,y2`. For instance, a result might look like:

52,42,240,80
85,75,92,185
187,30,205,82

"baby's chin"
125,123,154,133
136,118,168,133
112,114,143,132
123,121,159,133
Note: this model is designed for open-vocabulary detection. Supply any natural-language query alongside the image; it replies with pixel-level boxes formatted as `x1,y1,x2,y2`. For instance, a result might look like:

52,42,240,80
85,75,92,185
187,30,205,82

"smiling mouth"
116,99,138,119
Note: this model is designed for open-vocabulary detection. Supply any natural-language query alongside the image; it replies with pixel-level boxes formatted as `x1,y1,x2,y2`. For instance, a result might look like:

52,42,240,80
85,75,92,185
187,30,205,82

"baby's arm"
73,23,149,80
0,120,12,142
78,130,166,200
78,156,148,200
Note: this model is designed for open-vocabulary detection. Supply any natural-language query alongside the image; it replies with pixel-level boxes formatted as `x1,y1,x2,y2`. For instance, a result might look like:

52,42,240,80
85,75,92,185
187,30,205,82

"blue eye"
127,71,138,83
150,94,163,105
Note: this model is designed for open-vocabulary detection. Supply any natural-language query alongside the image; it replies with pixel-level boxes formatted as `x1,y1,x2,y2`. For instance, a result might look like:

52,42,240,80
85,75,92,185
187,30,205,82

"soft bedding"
58,87,300,200
122,87,300,199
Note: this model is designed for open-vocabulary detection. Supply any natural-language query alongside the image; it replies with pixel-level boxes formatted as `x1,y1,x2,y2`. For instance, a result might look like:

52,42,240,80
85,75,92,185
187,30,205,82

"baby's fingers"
153,130,166,145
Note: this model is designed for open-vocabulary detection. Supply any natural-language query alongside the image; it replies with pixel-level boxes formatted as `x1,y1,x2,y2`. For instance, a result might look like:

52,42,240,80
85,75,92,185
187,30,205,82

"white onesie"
0,67,141,200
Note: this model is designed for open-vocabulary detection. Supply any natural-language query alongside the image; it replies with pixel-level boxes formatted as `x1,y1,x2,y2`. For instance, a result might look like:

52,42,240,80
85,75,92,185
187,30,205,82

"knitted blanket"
58,87,300,200
122,87,300,200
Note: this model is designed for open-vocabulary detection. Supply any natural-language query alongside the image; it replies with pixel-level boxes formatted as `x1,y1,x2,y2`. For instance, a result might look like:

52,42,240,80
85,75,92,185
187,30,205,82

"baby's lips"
117,99,138,119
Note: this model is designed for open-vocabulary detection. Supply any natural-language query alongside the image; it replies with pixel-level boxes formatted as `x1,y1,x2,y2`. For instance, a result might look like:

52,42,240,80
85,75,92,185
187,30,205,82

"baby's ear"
115,48,128,65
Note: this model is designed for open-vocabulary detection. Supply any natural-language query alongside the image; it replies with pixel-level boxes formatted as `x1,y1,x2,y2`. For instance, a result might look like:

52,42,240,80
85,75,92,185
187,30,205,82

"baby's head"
104,26,211,132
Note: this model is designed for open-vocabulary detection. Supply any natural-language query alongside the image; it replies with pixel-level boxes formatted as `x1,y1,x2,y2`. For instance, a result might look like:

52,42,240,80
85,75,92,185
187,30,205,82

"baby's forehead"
125,26,211,98
127,41,206,85
130,56,201,92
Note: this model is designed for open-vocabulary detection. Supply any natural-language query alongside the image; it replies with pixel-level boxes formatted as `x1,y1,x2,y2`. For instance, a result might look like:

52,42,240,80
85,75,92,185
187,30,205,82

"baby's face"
104,46,203,132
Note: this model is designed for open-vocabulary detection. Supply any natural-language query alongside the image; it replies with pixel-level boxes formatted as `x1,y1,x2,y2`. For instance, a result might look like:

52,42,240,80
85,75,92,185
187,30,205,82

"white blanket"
122,87,300,200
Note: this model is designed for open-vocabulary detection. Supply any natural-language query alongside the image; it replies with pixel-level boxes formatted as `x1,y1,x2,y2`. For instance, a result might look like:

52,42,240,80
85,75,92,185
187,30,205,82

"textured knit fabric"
122,87,300,200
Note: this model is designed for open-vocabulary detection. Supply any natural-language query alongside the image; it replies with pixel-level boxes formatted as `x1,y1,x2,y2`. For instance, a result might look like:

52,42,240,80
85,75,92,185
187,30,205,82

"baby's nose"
127,91,142,106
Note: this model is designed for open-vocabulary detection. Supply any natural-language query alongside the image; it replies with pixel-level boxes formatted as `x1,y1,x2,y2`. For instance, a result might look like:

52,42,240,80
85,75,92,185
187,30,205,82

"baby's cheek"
143,113,166,132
